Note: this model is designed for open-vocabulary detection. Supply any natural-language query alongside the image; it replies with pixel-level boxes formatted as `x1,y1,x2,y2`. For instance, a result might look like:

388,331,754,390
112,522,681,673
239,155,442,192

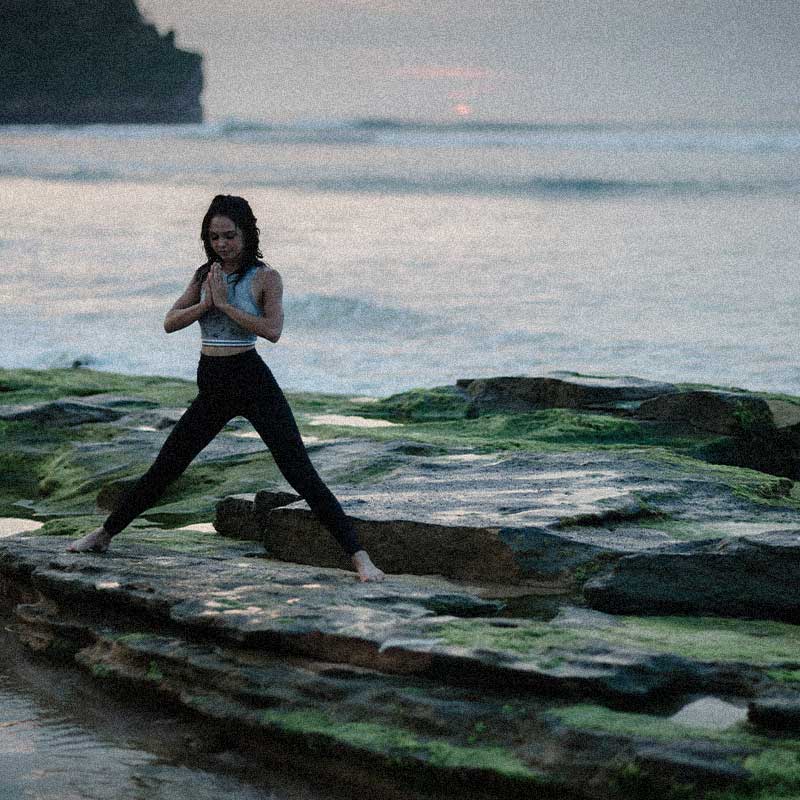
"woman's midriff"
200,345,256,357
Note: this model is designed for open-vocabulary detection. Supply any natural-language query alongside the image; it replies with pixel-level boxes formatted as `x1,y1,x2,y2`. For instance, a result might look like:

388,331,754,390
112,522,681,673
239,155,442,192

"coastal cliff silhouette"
0,0,203,123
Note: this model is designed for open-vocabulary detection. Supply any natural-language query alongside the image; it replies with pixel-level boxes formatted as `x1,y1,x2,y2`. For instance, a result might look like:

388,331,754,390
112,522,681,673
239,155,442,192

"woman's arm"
209,264,284,343
164,275,212,333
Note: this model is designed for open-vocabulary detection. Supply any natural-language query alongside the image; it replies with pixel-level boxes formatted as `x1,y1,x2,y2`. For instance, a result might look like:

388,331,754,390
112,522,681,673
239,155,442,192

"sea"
1,118,799,397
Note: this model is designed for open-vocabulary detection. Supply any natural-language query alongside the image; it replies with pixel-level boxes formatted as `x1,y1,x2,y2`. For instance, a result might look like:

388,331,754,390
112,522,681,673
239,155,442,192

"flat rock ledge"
5,532,800,798
457,373,800,434
635,391,784,435
454,373,800,477
215,448,800,620
214,491,302,540
584,533,800,621
457,372,679,416
0,399,127,425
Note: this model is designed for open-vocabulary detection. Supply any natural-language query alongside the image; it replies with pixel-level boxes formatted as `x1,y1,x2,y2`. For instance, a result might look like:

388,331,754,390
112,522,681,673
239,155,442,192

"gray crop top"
199,264,262,347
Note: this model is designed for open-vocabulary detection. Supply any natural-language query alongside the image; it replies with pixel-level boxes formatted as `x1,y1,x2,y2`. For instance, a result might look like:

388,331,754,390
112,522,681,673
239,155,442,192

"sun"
452,103,473,118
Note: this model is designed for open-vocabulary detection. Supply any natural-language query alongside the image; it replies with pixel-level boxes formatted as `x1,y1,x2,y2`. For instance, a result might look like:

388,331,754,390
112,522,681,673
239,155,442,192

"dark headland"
0,0,202,124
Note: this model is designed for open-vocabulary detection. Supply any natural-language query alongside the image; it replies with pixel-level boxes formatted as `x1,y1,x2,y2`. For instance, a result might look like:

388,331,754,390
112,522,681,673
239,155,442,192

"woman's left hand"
208,263,229,308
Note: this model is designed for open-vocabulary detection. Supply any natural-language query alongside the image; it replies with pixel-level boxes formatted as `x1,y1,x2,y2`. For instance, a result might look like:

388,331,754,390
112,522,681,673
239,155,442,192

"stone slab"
214,491,301,540
0,534,771,701
5,532,800,797
253,448,800,584
635,390,774,435
584,533,800,622
749,696,800,731
0,400,126,425
459,373,678,416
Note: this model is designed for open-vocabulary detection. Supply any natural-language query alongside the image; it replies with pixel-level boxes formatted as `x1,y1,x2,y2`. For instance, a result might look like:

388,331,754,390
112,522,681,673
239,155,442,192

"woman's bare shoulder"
255,263,283,288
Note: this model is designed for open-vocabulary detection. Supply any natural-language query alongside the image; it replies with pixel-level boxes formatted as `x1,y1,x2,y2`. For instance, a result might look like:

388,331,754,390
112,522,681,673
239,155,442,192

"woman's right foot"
351,550,385,582
67,527,113,553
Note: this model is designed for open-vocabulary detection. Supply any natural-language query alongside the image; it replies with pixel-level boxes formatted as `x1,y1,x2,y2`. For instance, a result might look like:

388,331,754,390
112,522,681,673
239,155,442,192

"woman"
68,195,385,582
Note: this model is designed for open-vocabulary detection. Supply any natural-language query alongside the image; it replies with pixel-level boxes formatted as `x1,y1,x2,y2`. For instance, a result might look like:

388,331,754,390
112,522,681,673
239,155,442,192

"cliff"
0,0,203,124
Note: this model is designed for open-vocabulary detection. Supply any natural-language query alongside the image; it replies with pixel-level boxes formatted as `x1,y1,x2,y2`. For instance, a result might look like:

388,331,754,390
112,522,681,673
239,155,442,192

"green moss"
25,436,284,524
145,660,164,682
675,382,800,408
297,407,721,458
285,391,370,415
646,451,800,510
39,520,218,550
129,528,229,554
709,789,800,800
37,449,92,499
437,619,565,655
550,704,751,744
550,703,800,798
91,663,113,678
0,367,196,407
744,750,800,788
467,721,488,743
435,615,800,667
611,617,800,665
422,740,536,778
0,450,44,511
38,515,107,537
415,409,650,448
608,762,698,800
257,709,538,780
767,670,800,684
703,750,800,799
351,386,470,423
731,402,773,434
631,517,720,541
0,419,119,514
259,709,420,755
326,455,405,485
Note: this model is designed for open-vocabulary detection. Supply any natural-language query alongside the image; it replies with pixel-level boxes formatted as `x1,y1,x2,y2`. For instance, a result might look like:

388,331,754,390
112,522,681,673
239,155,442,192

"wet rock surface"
3,366,800,798
253,448,800,586
584,533,800,622
215,491,303,540
0,399,126,425
635,390,775,435
0,531,792,797
458,372,678,416
748,696,800,731
0,531,799,798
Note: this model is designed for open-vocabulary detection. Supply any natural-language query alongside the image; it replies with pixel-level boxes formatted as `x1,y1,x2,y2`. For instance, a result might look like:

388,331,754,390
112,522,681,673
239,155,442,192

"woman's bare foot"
351,550,385,582
67,526,113,553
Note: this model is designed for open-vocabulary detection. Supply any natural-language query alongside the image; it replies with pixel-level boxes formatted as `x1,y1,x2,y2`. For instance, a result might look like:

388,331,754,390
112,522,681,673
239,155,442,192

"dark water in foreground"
0,620,333,800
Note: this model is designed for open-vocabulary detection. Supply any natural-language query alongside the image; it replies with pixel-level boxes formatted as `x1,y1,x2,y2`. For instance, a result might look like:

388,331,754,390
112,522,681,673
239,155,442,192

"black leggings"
104,349,362,556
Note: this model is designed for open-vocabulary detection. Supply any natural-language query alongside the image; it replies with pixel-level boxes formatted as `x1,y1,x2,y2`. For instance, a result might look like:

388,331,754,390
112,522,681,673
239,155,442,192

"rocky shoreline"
2,366,800,798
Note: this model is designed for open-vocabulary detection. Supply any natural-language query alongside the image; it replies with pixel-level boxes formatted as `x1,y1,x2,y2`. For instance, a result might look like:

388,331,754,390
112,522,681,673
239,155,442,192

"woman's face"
208,215,244,264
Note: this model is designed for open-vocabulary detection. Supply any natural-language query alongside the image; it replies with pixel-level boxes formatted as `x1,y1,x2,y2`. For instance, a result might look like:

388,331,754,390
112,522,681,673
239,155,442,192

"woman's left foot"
67,526,112,553
352,550,385,582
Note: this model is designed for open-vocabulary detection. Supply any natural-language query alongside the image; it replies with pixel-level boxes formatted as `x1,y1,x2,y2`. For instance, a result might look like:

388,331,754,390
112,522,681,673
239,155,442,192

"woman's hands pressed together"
200,276,214,310
207,263,229,309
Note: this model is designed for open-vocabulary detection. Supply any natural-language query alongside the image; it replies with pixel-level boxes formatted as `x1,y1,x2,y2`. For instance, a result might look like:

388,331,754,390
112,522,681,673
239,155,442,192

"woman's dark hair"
194,195,263,285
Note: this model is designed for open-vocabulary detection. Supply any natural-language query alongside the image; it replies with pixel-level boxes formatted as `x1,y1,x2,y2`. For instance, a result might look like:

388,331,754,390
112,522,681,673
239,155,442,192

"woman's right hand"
201,277,214,310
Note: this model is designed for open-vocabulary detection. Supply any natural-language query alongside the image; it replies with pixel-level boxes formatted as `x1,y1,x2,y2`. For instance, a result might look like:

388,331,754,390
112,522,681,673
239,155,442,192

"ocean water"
1,119,798,396
0,617,340,800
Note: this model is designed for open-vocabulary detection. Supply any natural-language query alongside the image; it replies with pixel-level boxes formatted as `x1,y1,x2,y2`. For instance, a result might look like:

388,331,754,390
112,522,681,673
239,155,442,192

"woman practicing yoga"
68,194,385,582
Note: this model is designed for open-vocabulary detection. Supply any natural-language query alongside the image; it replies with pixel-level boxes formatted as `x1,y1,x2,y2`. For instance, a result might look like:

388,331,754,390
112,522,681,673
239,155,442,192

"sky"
136,0,800,124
